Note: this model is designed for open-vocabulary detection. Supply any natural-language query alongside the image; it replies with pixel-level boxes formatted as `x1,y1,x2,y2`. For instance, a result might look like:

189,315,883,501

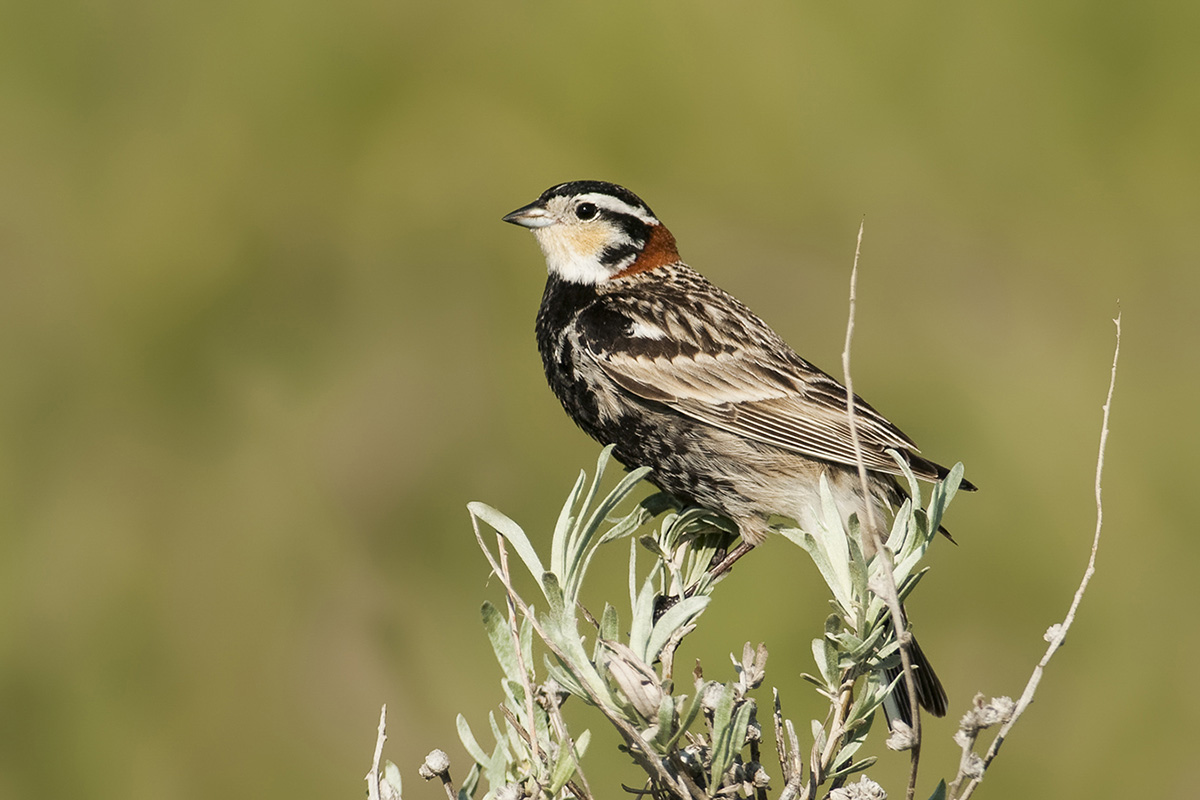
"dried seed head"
885,720,916,752
494,783,524,800
829,775,888,800
734,642,768,691
602,646,663,719
958,693,1014,734
700,681,726,712
745,761,772,789
961,752,985,781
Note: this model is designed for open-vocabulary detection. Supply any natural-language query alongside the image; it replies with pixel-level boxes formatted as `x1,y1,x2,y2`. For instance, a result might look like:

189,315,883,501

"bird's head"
503,180,680,285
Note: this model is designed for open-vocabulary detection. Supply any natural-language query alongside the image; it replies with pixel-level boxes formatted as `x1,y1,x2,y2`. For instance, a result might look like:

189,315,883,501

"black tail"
884,633,947,728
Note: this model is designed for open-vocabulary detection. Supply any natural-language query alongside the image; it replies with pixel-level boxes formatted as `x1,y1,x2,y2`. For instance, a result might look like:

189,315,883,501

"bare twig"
952,312,1120,800
366,704,387,800
840,219,922,800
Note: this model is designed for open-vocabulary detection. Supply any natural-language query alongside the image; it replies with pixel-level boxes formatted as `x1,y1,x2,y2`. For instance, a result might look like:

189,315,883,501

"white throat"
533,229,627,285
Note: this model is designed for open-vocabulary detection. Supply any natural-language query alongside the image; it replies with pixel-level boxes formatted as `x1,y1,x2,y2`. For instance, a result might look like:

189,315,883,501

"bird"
503,179,975,723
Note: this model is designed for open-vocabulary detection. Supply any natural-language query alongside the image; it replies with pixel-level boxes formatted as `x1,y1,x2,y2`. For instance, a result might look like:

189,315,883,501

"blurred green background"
1,1,1195,797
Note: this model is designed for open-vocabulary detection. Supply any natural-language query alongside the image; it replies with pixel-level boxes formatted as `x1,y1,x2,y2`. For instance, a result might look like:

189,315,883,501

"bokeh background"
2,1,1196,798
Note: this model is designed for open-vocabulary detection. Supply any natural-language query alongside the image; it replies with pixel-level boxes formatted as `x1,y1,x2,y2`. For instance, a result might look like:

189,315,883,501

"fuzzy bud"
418,749,450,780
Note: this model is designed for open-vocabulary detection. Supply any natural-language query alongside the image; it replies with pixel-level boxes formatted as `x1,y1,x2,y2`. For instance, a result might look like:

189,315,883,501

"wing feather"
581,282,942,482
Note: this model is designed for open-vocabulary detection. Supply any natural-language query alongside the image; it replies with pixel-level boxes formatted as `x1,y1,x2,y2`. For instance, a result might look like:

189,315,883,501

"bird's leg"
684,540,756,597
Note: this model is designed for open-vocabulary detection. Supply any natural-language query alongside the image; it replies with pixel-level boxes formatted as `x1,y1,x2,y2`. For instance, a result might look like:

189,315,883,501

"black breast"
535,276,604,431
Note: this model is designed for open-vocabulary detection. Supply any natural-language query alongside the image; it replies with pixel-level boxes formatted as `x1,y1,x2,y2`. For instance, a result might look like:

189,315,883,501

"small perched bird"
504,180,975,722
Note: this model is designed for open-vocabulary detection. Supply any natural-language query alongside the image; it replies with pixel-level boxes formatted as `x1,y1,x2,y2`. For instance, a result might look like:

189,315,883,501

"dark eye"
574,202,598,221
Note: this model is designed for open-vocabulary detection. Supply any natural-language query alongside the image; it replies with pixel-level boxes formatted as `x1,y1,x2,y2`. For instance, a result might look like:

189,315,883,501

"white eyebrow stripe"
579,193,659,225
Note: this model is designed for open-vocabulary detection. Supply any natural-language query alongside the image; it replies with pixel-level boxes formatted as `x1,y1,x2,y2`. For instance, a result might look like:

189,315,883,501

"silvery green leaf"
628,538,638,618
628,576,659,660
811,719,827,757
501,715,528,767
457,763,480,800
896,567,929,603
709,698,754,780
817,476,854,601
894,538,930,587
832,737,863,769
381,761,402,800
484,740,507,793
823,615,841,686
547,748,574,795
708,684,738,788
889,448,922,510
811,638,832,686
653,693,677,748
845,684,878,727
481,602,522,684
831,631,863,651
468,502,546,586
550,470,587,583
844,623,887,662
579,465,652,541
519,617,533,682
845,513,868,609
501,679,524,716
927,780,948,800
882,498,914,562
663,688,704,751
827,755,877,779
536,575,610,704
928,463,965,534
646,596,710,663
780,525,853,615
875,639,900,663
546,735,577,794
566,465,653,602
544,659,586,698
531,691,550,752
456,714,489,766
547,729,590,794
487,711,508,764
586,443,618,504
779,480,855,614
599,502,653,545
600,603,619,643
541,571,566,618
799,672,828,690
561,446,616,571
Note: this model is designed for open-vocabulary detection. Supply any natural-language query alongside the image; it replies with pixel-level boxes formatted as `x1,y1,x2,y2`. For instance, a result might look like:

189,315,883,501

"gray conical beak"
502,201,553,229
